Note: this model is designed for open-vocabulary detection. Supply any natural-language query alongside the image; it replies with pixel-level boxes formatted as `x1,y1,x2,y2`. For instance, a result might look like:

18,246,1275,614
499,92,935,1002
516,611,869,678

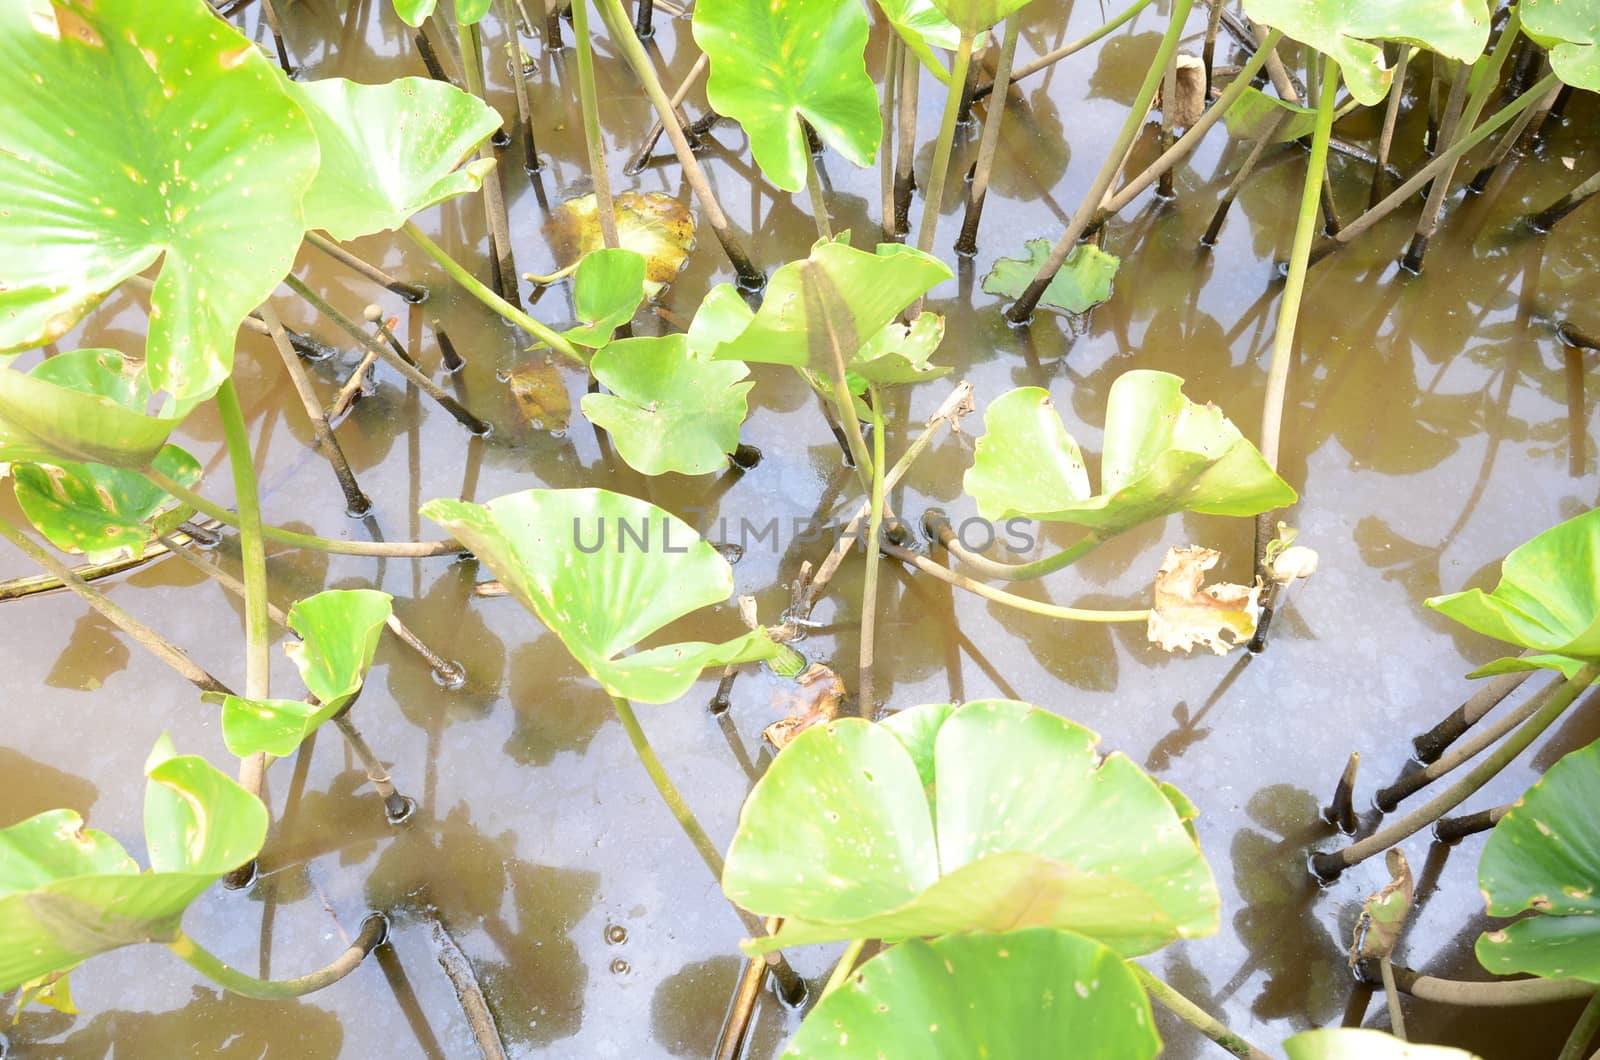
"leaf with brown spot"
506,359,571,432
1147,546,1261,656
547,192,696,298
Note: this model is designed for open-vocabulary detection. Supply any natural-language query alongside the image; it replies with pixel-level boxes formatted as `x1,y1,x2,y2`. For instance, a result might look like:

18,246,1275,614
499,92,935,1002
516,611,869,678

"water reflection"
13,989,345,1059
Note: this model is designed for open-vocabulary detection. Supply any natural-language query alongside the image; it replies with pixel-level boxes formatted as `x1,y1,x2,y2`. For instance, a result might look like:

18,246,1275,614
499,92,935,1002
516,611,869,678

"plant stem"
1369,45,1412,208
923,511,1105,579
305,232,427,302
954,16,1020,255
1532,167,1600,232
1381,954,1407,1039
457,16,521,306
821,938,867,1000
1372,962,1596,1006
332,712,414,823
859,389,886,712
1412,664,1534,763
432,917,510,1058
571,0,619,248
1005,0,1194,323
167,915,388,999
402,222,587,366
893,40,920,235
879,36,900,243
913,32,975,259
1312,664,1600,880
802,265,876,487
0,515,230,694
1324,751,1359,834
625,52,708,176
1127,962,1272,1060
803,129,833,240
144,471,462,557
882,541,1149,623
973,0,1157,101
1201,117,1282,246
1558,991,1600,1060
595,0,763,288
1433,802,1508,843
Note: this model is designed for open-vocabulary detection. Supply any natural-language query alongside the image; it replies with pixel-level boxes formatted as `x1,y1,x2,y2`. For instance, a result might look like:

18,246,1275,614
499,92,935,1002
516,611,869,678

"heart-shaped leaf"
0,351,193,469
582,335,753,476
0,0,319,399
724,699,1219,956
0,737,267,991
1522,0,1600,90
12,444,201,563
1475,738,1600,983
1285,1029,1482,1060
548,192,697,298
693,0,880,192
929,0,1037,37
781,928,1161,1058
287,76,501,241
563,248,648,349
872,0,961,83
1239,0,1491,106
1427,508,1600,678
982,239,1121,315
964,372,1296,535
421,489,780,703
711,239,951,367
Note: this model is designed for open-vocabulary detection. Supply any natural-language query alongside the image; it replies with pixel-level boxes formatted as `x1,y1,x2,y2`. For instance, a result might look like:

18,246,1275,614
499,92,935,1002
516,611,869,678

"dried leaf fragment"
1147,546,1261,655
763,663,846,751
1156,54,1207,129
547,191,696,298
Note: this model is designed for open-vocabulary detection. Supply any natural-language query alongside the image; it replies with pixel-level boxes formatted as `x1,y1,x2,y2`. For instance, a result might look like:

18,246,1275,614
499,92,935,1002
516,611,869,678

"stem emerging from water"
803,128,833,240
859,389,886,712
914,32,975,259
923,510,1105,580
168,915,388,999
954,17,1020,255
1127,963,1272,1060
882,541,1149,624
571,0,619,248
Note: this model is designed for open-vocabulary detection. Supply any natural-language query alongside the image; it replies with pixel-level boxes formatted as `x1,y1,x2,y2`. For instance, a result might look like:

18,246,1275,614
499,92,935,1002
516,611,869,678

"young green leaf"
284,588,394,710
549,192,697,298
392,0,439,26
1523,0,1600,90
1285,1030,1482,1060
421,489,780,703
564,249,648,349
1475,738,1600,983
964,372,1297,535
982,239,1120,315
581,335,754,476
782,929,1161,1058
287,76,502,241
724,699,1219,956
208,694,342,759
12,444,201,563
928,0,1037,37
693,0,881,191
0,351,193,470
873,0,960,83
0,0,319,399
686,284,757,356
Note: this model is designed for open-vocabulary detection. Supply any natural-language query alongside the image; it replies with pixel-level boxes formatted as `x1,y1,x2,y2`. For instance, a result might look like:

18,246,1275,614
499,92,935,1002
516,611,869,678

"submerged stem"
168,915,387,999
1127,963,1273,1060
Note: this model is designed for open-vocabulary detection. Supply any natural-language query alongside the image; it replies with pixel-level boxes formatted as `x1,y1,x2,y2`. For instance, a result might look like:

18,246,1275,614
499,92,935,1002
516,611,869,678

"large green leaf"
982,239,1120,315
872,0,960,83
693,0,880,192
421,489,780,703
711,239,951,367
582,335,754,476
0,351,192,470
782,929,1161,1058
1427,508,1600,678
1523,0,1600,90
1475,739,1600,983
929,0,1037,37
12,444,201,563
0,0,319,399
1285,1029,1482,1059
964,372,1296,535
1239,0,1491,106
0,737,267,991
563,249,648,349
288,76,501,241
724,700,1219,957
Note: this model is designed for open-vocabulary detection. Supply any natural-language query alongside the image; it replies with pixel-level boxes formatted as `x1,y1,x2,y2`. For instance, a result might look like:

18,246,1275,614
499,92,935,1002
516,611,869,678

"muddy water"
3,2,1598,1057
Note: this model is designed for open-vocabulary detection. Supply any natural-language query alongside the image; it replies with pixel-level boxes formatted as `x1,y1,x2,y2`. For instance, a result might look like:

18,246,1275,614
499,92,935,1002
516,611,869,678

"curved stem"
859,389,885,711
1372,962,1597,1007
216,378,270,805
882,541,1149,623
402,221,587,367
1127,962,1272,1060
1559,992,1600,1060
571,0,619,248
925,511,1105,580
609,694,726,877
144,471,463,558
913,31,975,259
168,915,388,999
821,937,867,1000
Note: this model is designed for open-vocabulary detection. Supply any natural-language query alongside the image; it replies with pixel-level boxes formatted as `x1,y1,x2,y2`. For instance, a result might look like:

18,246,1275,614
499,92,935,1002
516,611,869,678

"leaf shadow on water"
44,610,132,693
650,954,744,1058
0,747,99,824
501,632,612,768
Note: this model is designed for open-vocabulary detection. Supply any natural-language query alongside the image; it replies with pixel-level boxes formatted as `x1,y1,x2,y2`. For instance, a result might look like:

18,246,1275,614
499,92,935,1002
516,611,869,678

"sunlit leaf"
563,248,647,349
1147,546,1262,656
848,312,950,387
872,0,960,83
685,284,756,356
1523,0,1600,90
694,0,880,191
0,0,319,399
421,489,780,703
0,351,192,470
982,239,1120,315
928,0,1038,37
12,444,201,563
724,700,1219,956
1285,1029,1482,1060
284,588,393,710
582,335,753,476
549,192,697,298
782,929,1161,1058
1222,85,1323,142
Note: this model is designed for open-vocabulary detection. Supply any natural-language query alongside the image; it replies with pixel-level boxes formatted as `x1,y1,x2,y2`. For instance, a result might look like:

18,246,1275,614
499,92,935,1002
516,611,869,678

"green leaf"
1285,1029,1483,1060
848,313,951,387
1475,738,1600,983
1238,0,1491,106
455,0,494,23
564,249,648,349
0,350,192,470
782,929,1161,1058
1222,85,1323,142
1427,508,1600,674
724,700,1219,957
873,0,960,83
12,443,201,563
582,335,754,476
693,0,881,192
209,694,338,759
928,0,1037,37
549,192,697,298
1523,0,1600,89
288,76,501,241
686,284,756,357
0,743,267,992
964,372,1296,535
392,0,439,26
712,239,951,367
982,239,1120,315
0,0,320,399
285,588,394,709
421,489,780,703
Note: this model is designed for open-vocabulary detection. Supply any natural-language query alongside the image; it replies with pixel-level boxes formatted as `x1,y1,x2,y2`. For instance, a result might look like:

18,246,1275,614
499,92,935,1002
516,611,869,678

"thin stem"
144,470,462,557
402,222,587,366
1006,0,1194,323
1380,954,1407,1040
913,32,975,257
608,695,725,874
625,52,708,176
802,265,876,486
571,0,619,248
304,232,426,302
1127,963,1273,1060
859,389,885,712
0,515,229,694
1533,167,1600,232
924,511,1105,580
879,36,900,243
1313,664,1600,880
1433,802,1508,843
973,0,1157,101
893,38,920,235
1369,45,1412,207
821,938,867,1000
954,16,1021,255
803,130,833,240
1558,992,1600,1060
1324,751,1359,834
332,712,414,823
167,916,387,999
882,541,1149,624
1201,0,1223,99
1201,117,1282,246
457,16,521,306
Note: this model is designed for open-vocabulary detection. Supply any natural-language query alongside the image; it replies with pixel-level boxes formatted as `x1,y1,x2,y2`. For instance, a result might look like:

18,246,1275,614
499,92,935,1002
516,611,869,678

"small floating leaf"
12,444,201,563
506,361,572,432
1285,1029,1483,1060
1147,546,1261,656
983,239,1119,315
1475,739,1600,983
1348,849,1414,964
548,192,697,298
781,928,1160,1058
694,0,880,191
582,335,753,476
563,248,648,349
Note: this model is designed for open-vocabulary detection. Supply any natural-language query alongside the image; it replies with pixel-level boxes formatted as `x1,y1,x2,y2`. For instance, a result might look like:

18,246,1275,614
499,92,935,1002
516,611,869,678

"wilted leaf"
982,239,1120,315
548,192,696,297
762,663,846,751
1349,849,1414,964
1157,54,1207,129
1147,546,1261,656
15,971,75,1016
507,360,571,431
